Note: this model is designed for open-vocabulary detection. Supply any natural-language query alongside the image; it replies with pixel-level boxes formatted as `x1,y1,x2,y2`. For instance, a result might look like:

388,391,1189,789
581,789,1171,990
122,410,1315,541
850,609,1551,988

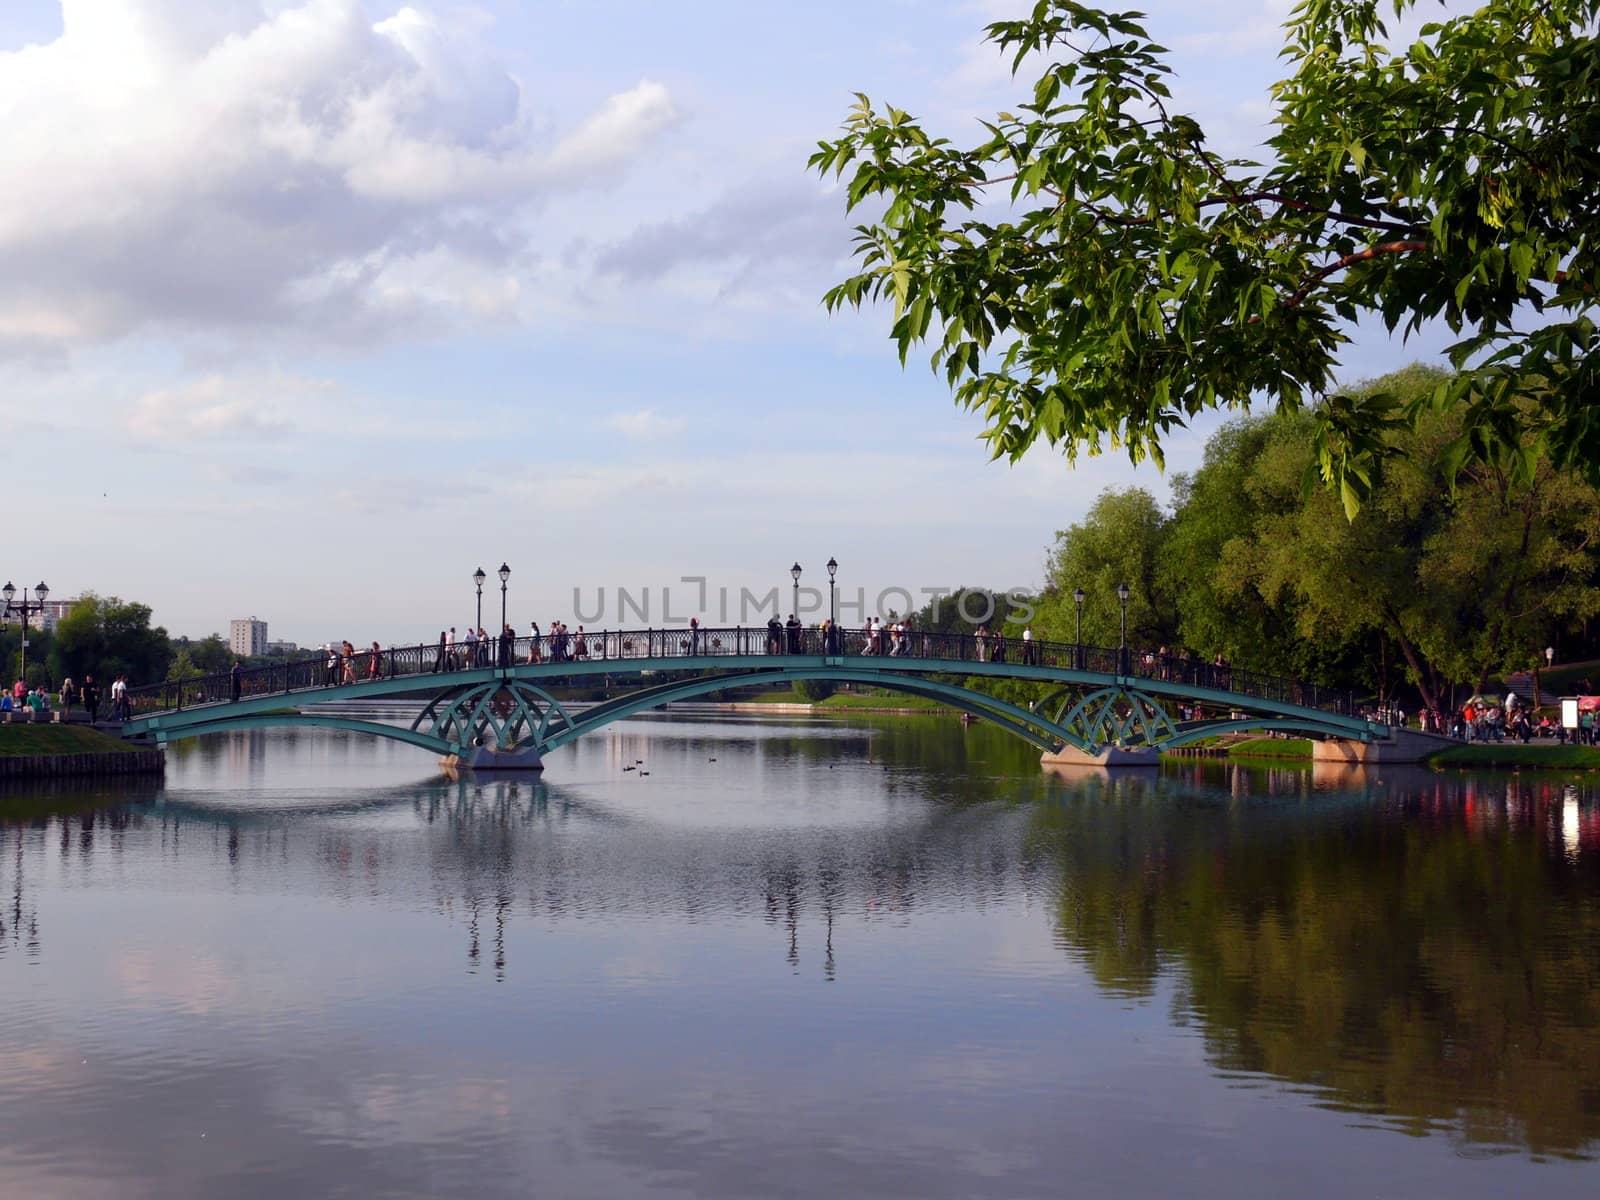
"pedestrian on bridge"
432,631,447,673
498,624,513,667
527,621,542,663
230,661,243,703
766,615,782,655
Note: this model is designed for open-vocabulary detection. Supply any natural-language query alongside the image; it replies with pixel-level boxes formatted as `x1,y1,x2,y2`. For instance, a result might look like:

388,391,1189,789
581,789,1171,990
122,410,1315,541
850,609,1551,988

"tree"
50,594,173,685
1,625,54,688
184,634,233,674
165,649,203,682
1032,487,1177,649
1186,367,1597,705
1242,389,1600,706
907,585,1015,634
792,678,838,702
1162,420,1333,677
811,0,1600,512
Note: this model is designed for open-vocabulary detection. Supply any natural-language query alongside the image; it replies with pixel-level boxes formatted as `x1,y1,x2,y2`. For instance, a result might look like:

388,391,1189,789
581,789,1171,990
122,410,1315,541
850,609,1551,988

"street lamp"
1073,586,1085,670
497,563,511,667
826,557,838,626
473,566,487,632
2,580,49,685
1116,582,1130,675
790,562,802,619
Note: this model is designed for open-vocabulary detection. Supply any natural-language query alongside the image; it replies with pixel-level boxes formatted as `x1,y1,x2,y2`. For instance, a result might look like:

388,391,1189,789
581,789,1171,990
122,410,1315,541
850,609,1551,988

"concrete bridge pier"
1040,744,1161,768
440,743,546,772
1309,727,1454,764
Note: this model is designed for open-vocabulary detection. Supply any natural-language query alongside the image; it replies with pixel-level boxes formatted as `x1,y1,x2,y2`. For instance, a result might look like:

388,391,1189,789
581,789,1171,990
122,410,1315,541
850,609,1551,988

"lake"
1,711,1597,1198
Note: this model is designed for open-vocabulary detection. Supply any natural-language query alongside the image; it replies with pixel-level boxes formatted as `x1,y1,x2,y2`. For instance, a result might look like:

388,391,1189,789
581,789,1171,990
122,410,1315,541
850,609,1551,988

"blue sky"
1,1,1456,647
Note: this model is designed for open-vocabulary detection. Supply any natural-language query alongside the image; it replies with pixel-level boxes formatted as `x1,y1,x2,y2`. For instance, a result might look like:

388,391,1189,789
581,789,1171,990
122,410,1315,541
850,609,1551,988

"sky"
0,0,1458,647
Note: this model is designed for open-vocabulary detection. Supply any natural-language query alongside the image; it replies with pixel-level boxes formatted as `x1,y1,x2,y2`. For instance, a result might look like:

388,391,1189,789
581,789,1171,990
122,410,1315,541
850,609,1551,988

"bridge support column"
1310,729,1448,765
1040,744,1160,768
439,744,546,772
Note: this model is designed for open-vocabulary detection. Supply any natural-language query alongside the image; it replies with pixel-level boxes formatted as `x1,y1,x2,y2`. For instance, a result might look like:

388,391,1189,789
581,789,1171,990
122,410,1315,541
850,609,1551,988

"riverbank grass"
0,725,134,757
1225,737,1313,761
1428,743,1600,770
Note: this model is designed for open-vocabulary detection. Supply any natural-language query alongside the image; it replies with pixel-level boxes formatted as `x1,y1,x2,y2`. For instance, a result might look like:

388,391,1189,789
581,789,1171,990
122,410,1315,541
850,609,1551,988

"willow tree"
811,0,1600,513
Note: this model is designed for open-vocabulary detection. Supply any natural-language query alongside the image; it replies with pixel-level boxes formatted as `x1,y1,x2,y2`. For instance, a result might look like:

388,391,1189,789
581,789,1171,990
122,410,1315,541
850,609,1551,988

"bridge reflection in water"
4,734,1597,1161
121,626,1387,762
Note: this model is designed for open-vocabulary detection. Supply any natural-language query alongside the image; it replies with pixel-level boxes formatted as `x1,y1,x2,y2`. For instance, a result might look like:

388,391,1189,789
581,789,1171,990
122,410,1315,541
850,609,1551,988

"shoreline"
0,724,165,781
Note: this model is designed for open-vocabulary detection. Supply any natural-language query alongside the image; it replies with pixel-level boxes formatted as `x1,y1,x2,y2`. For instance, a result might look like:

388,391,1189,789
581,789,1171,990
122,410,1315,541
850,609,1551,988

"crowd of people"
2,674,131,723
1365,689,1597,743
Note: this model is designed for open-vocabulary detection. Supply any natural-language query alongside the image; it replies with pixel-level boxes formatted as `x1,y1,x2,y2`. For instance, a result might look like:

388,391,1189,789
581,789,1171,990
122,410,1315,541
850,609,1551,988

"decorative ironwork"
1052,687,1180,751
415,681,574,754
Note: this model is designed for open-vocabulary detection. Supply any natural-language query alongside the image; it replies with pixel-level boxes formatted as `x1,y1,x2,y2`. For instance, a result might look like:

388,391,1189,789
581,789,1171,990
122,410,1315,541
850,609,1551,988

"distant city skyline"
2,1,1465,646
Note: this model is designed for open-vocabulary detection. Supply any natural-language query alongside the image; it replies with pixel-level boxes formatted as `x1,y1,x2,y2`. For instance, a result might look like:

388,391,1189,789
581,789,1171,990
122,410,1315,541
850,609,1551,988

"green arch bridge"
122,626,1388,768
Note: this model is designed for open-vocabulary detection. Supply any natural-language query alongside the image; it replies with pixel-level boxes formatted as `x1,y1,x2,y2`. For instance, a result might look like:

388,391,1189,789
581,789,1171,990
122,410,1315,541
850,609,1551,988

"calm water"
2,712,1598,1199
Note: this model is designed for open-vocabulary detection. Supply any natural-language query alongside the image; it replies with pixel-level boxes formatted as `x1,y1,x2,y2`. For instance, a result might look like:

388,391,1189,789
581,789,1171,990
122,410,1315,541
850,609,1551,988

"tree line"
1022,366,1600,709
3,595,254,690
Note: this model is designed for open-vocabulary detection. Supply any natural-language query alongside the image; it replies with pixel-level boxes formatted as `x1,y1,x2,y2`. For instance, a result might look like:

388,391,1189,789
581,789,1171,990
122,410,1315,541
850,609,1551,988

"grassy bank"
817,692,949,712
1427,743,1600,770
1224,737,1313,761
0,724,135,757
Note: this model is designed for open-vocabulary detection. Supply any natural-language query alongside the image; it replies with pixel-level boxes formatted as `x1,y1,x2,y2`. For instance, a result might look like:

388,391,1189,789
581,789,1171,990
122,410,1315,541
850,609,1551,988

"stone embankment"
0,751,165,780
0,721,165,780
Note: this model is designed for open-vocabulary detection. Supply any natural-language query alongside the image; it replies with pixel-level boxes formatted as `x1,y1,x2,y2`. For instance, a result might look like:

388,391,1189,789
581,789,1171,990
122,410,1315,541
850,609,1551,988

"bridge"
120,626,1391,768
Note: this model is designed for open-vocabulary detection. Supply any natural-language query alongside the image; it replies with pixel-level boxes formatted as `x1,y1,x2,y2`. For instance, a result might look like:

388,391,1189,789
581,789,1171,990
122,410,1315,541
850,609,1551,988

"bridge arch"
539,668,1073,754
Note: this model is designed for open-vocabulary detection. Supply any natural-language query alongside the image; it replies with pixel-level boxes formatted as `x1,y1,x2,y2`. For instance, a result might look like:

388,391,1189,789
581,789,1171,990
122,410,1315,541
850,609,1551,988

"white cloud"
123,373,304,441
0,0,678,353
602,408,688,439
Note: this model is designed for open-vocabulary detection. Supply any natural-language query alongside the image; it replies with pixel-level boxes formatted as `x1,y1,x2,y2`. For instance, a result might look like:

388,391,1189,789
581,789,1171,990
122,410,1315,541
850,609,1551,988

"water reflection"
1,721,1599,1194
1031,765,1600,1159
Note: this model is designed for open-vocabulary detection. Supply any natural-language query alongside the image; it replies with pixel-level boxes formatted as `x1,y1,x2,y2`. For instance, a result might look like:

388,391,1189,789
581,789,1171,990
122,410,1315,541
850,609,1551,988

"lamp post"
1116,582,1130,675
473,566,486,632
497,563,511,668
1,580,49,685
790,562,802,619
826,557,838,626
1073,586,1085,670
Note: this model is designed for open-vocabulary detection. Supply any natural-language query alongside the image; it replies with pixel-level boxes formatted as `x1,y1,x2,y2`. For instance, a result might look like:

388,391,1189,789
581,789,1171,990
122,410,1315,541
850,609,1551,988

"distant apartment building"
229,617,269,657
5,596,77,632
37,598,77,633
265,639,299,656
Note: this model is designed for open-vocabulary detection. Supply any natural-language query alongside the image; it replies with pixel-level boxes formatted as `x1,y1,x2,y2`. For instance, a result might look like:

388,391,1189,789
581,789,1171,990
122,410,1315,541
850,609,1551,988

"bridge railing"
123,627,1356,720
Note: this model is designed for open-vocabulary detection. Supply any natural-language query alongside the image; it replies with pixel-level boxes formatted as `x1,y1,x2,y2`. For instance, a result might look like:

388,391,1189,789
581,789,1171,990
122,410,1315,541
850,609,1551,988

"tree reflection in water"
1029,764,1600,1159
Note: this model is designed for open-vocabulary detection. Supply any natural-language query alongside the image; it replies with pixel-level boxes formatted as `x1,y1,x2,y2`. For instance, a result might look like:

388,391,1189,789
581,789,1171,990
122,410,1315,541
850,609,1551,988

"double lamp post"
2,580,50,684
789,558,840,625
1073,582,1132,674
